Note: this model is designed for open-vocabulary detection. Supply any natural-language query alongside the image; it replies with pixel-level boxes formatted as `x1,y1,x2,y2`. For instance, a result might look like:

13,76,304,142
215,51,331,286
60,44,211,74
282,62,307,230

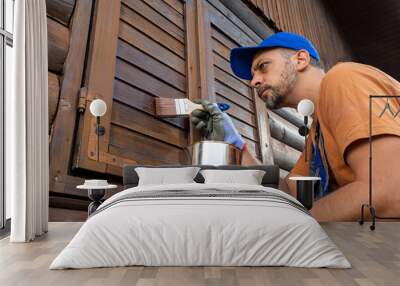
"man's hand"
190,99,245,150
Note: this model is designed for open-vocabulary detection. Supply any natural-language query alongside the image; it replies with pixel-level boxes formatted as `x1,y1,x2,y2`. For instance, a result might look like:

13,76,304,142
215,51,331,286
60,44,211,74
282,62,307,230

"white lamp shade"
297,99,314,117
90,99,107,117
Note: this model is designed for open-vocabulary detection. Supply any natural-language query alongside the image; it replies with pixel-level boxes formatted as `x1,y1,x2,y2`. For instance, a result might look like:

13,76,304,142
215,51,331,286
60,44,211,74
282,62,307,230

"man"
191,32,400,221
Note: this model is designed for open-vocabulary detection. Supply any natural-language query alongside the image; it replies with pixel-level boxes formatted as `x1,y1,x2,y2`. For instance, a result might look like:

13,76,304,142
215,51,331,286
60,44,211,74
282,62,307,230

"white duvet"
50,183,351,269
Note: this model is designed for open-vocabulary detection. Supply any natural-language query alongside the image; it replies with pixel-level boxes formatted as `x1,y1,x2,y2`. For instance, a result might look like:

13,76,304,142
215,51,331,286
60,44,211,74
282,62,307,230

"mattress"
50,183,351,269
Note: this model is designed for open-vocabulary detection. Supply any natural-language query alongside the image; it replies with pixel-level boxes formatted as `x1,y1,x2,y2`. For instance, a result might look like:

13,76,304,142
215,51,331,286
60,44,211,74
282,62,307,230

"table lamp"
89,99,107,161
297,99,314,162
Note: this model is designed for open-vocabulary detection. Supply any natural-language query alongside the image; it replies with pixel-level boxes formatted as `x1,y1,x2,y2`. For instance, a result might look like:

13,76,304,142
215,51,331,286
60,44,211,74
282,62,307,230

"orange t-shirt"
290,62,400,189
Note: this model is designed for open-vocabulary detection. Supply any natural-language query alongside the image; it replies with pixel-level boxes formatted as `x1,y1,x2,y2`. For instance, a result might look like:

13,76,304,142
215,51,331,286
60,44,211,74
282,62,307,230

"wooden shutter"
197,0,274,163
73,0,194,176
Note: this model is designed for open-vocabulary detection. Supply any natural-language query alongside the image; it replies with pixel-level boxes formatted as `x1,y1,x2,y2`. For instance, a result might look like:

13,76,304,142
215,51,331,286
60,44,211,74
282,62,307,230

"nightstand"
77,181,117,215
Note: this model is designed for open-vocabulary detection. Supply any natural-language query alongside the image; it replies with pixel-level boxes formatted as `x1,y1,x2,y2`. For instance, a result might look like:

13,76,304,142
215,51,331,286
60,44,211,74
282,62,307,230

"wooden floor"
0,222,399,286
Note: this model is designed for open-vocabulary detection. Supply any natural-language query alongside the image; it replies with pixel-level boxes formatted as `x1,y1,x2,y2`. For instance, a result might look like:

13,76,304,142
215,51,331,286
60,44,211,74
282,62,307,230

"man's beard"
258,60,297,110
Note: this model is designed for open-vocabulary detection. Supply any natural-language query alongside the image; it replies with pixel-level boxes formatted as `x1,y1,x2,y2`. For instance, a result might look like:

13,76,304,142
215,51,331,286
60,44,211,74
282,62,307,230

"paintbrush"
155,98,230,117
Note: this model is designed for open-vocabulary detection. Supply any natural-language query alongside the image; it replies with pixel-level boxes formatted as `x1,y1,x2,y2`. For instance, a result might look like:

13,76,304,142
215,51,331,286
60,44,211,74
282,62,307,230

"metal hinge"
77,87,88,113
77,88,99,112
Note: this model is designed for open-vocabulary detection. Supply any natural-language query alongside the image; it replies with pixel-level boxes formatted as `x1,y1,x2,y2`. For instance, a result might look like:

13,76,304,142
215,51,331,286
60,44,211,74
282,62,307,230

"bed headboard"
122,165,280,189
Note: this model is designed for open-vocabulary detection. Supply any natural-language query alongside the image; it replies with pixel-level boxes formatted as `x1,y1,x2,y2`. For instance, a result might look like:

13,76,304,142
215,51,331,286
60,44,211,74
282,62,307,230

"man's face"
250,48,298,109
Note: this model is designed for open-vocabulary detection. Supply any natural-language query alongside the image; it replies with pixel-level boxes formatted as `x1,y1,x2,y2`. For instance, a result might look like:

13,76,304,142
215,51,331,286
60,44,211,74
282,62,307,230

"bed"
49,165,350,269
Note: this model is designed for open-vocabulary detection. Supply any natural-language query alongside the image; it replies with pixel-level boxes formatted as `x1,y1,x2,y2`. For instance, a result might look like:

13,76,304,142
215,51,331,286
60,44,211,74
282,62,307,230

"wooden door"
73,0,196,177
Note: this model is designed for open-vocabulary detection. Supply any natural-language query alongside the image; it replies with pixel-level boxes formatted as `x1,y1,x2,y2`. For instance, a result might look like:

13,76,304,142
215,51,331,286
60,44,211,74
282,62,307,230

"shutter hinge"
78,88,98,112
77,87,88,113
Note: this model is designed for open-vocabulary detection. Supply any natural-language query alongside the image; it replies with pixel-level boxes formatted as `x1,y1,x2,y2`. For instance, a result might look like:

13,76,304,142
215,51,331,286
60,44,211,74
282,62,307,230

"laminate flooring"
0,222,399,286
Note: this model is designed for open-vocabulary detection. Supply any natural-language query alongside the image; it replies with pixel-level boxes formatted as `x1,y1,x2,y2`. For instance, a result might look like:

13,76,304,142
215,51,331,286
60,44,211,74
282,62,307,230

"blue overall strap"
309,121,331,197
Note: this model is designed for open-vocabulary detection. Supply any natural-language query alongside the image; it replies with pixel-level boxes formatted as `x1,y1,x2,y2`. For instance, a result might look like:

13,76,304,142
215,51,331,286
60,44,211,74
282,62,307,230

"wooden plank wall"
46,0,75,136
245,0,352,69
46,0,76,26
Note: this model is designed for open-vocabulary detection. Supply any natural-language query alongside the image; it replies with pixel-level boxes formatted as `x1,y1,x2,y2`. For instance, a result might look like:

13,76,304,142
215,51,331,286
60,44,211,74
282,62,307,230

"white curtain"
8,0,49,242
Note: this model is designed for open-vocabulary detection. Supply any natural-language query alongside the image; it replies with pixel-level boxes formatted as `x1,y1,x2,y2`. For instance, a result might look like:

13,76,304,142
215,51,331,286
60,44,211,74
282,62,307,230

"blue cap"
230,32,320,80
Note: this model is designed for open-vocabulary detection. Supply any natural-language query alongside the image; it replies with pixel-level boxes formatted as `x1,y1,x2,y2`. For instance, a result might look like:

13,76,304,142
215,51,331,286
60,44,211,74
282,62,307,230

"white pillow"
200,169,266,185
135,167,201,186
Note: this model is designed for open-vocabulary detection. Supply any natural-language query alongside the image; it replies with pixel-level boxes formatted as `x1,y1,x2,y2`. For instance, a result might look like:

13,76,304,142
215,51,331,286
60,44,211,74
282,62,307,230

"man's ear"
294,49,310,71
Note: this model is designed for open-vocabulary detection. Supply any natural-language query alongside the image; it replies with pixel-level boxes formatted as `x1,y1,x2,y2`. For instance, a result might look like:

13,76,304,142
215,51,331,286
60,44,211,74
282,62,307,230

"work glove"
190,99,246,150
